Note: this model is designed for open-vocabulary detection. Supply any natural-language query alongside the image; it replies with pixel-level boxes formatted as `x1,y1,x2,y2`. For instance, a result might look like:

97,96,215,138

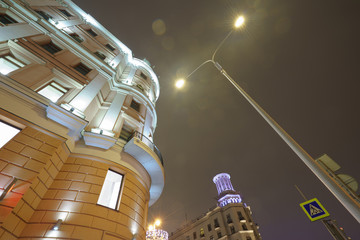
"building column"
0,23,41,42
97,92,127,134
69,73,107,112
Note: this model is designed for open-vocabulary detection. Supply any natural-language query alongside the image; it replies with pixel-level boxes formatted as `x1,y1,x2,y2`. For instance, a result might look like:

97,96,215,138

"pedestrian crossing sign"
300,198,330,221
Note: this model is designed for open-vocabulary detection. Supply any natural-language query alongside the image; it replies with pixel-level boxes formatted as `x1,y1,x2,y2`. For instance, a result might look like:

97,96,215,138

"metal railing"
127,131,164,166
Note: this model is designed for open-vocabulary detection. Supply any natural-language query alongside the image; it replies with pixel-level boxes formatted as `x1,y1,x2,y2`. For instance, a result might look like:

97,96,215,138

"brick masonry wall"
0,126,67,240
19,155,149,240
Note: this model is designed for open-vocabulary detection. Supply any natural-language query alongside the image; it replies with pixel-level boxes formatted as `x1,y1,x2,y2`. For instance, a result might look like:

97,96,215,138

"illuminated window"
0,54,26,75
41,41,62,54
0,121,21,148
200,228,205,238
97,169,123,209
94,51,106,60
38,81,68,103
0,13,17,25
86,28,98,37
35,10,52,20
230,226,235,234
70,33,83,43
73,62,91,76
130,99,140,112
59,9,72,17
105,43,115,52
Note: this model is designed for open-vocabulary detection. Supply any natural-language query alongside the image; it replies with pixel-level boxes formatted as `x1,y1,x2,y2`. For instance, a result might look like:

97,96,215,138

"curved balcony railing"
127,131,164,166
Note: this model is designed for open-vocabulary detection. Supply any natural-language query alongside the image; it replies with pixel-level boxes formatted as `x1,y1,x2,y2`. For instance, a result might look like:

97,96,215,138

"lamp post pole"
177,17,360,222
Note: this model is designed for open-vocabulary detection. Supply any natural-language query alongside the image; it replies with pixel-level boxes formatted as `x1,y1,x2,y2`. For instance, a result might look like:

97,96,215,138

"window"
94,51,106,60
193,232,197,239
237,211,245,221
73,62,91,76
97,169,123,209
86,28,98,37
200,228,205,238
35,10,52,20
0,13,17,25
130,99,141,112
217,232,222,239
209,236,213,240
230,226,235,235
242,224,248,231
59,9,72,17
246,237,251,240
214,219,220,228
0,54,26,75
140,72,148,80
119,123,134,141
207,224,212,232
226,214,233,224
41,42,62,54
0,121,21,148
70,33,83,43
105,43,115,52
37,81,68,103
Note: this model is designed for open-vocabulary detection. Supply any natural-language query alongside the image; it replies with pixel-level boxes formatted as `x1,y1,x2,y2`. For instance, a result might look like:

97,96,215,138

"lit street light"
176,16,360,222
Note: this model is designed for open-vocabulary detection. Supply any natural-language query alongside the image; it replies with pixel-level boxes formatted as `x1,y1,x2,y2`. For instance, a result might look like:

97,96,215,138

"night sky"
74,0,360,239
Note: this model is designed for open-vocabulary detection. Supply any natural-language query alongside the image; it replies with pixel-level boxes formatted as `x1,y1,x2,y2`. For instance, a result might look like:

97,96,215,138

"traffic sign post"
300,198,330,221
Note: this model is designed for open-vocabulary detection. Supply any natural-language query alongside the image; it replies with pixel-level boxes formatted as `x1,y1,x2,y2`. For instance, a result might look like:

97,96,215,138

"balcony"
123,131,164,206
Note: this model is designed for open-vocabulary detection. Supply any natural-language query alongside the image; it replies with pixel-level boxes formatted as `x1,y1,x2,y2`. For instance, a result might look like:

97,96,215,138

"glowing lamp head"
148,225,154,231
155,219,161,226
234,16,245,28
175,79,185,89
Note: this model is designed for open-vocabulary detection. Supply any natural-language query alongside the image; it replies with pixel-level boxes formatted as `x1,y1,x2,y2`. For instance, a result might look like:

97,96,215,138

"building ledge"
123,132,164,206
83,131,117,149
46,102,88,141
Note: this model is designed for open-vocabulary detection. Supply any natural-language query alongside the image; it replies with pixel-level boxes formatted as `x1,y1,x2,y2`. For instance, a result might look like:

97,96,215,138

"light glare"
155,219,161,226
234,16,245,28
175,79,185,89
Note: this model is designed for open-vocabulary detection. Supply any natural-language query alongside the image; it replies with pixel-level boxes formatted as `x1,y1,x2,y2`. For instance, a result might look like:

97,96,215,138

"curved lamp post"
175,16,360,222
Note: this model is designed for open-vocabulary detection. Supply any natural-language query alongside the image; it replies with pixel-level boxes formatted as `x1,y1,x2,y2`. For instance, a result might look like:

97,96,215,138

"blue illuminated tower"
213,173,242,207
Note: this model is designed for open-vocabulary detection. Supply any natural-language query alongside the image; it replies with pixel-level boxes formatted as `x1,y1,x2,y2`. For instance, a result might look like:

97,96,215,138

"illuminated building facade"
0,0,164,239
170,174,261,240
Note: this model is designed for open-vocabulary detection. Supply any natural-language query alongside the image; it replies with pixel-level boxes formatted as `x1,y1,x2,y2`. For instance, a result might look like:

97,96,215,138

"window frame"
41,41,62,54
97,169,124,210
37,81,69,103
0,53,26,75
0,13,18,25
73,62,92,76
0,120,21,148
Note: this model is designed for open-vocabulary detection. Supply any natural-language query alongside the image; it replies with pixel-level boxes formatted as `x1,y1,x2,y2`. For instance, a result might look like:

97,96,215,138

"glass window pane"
38,85,65,102
0,58,19,75
97,170,123,209
0,121,20,148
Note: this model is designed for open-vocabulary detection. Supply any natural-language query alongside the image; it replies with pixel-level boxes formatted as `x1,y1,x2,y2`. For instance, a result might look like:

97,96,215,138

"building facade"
0,0,164,239
170,174,261,240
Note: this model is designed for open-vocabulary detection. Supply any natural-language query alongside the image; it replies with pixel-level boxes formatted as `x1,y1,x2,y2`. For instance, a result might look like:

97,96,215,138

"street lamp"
175,16,360,222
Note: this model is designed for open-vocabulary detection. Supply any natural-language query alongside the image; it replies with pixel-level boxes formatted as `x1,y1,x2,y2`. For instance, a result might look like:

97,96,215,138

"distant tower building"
0,0,164,239
169,173,261,240
213,173,242,207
